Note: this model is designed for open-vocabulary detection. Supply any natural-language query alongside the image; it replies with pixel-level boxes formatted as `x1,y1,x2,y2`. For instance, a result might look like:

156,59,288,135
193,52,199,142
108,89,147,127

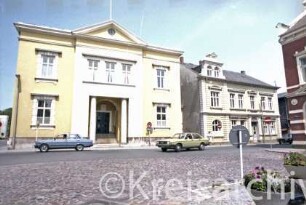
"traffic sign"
147,122,152,129
229,125,250,147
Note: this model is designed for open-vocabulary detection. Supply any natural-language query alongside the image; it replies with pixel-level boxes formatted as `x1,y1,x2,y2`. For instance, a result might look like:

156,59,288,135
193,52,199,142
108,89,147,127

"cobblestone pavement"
0,147,293,204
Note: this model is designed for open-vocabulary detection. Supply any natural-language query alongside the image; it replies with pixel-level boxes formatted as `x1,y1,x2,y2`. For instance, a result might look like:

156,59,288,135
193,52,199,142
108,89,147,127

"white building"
181,53,281,142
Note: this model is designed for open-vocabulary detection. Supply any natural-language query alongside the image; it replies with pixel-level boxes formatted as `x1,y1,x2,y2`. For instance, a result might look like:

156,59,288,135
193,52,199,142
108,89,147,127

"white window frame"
207,66,212,76
156,67,166,89
212,120,221,131
122,63,132,85
32,96,55,126
214,67,220,77
231,120,237,128
263,121,276,135
211,91,219,107
105,61,116,83
88,59,100,81
230,93,235,108
238,94,243,109
37,51,58,80
156,105,167,127
297,55,306,83
261,97,266,110
268,97,273,110
250,96,255,110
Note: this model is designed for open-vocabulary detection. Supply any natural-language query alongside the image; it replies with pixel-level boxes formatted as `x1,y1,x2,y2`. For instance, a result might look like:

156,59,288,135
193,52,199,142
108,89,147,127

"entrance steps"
96,133,117,144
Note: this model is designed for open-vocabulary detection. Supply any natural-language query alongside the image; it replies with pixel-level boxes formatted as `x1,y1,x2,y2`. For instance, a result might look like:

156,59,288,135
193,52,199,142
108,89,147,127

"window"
193,133,202,139
211,91,219,107
106,62,116,82
300,57,306,82
207,66,212,76
157,69,166,88
241,120,245,126
250,96,255,109
231,120,237,128
212,120,221,131
37,51,57,79
238,94,243,108
268,97,273,110
214,67,220,77
230,94,235,108
263,121,276,135
261,97,266,110
156,106,167,127
88,59,99,81
122,64,131,84
33,96,54,125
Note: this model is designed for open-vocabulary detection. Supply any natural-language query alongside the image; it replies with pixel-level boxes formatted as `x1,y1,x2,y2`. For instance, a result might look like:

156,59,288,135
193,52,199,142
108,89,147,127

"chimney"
180,56,184,64
241,70,246,75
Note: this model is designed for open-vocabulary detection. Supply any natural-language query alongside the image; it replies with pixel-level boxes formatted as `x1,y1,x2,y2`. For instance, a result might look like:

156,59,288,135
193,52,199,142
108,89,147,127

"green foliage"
0,107,12,137
243,166,291,193
284,152,306,166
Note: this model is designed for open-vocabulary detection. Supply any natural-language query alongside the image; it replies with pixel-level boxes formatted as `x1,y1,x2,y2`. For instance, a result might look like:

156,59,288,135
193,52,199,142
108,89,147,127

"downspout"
12,74,20,149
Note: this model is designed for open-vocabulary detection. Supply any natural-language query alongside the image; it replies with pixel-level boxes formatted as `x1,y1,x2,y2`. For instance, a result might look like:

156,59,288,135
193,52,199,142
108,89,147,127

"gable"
73,20,145,45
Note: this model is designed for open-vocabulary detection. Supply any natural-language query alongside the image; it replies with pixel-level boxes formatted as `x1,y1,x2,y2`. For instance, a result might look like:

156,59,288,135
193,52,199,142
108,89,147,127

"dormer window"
207,66,212,76
214,67,220,77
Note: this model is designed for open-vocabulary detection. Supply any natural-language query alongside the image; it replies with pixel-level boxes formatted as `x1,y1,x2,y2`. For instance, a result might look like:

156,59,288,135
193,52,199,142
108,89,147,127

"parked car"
156,133,210,152
277,133,293,145
34,133,93,152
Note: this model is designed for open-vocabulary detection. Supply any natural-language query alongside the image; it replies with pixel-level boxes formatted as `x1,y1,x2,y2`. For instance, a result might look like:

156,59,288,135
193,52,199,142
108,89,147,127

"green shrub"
284,152,306,166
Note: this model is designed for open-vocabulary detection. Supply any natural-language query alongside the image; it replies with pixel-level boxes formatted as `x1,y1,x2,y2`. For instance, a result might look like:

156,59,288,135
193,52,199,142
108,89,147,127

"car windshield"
173,133,185,139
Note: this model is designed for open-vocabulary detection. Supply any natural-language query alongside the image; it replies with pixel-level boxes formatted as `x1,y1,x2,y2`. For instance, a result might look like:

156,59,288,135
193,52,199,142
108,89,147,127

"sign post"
229,125,250,179
146,122,152,146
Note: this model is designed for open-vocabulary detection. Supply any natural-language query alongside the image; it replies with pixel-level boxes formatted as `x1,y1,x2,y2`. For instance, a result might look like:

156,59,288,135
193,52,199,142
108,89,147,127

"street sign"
147,122,152,129
229,125,250,179
229,125,250,147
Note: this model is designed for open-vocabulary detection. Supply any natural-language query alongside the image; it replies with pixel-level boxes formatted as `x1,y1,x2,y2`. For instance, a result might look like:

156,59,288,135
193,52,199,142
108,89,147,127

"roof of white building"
182,63,277,89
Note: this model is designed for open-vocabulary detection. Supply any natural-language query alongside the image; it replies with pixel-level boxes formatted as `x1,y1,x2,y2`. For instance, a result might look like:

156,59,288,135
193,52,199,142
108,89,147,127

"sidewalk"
265,148,306,154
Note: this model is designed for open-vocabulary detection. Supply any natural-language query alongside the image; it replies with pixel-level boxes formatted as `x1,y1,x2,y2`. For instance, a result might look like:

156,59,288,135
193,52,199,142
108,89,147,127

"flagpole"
110,0,112,20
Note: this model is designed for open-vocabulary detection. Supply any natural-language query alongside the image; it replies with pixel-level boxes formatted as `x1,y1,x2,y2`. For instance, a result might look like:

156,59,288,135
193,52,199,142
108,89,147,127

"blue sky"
0,0,304,110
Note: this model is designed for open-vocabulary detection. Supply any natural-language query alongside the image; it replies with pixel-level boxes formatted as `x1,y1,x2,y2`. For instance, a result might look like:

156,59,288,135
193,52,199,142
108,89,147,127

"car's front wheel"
175,144,182,152
199,143,205,151
39,144,49,152
75,144,84,151
161,148,167,152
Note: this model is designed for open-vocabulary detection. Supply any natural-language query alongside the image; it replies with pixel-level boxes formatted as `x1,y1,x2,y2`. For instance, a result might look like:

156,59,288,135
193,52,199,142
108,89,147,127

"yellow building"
10,20,183,146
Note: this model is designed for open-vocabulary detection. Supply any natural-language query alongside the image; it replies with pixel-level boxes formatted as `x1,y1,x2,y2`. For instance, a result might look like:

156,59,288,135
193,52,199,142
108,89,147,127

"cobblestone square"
0,146,293,204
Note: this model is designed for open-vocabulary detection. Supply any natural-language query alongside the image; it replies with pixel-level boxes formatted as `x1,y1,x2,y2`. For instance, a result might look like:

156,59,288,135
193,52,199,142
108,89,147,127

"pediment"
73,20,145,45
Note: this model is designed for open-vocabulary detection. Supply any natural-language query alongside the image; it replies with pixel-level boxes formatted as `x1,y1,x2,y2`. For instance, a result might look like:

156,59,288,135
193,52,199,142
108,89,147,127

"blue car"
34,133,93,152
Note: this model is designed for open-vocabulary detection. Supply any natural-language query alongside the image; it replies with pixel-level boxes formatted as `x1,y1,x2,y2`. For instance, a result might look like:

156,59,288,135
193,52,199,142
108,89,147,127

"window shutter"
32,98,38,125
51,99,55,125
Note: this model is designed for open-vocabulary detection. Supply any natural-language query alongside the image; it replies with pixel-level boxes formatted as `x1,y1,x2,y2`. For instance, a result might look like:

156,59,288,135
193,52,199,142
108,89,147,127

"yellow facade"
11,20,183,145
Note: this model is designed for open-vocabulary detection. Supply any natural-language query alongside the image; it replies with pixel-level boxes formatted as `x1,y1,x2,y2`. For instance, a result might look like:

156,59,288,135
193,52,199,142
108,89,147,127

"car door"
192,133,202,147
66,134,81,148
50,134,67,148
184,134,193,148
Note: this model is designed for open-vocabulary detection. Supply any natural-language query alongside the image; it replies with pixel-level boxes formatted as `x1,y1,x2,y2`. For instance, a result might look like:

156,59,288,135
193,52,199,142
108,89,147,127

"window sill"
153,127,171,130
248,109,259,112
262,110,274,113
83,81,136,87
35,77,58,83
30,125,56,129
153,88,170,92
230,108,247,111
210,107,223,110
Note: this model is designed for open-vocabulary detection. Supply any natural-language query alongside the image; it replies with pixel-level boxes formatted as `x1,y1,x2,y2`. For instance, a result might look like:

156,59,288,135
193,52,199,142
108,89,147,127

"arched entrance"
96,99,119,143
